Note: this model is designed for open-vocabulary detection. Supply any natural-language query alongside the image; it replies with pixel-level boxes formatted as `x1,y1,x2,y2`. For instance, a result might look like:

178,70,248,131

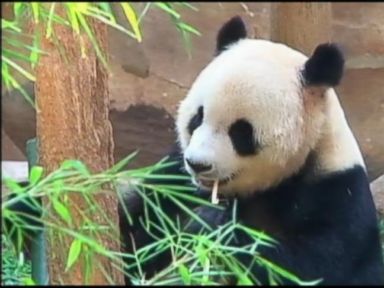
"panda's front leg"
117,147,194,284
117,181,186,285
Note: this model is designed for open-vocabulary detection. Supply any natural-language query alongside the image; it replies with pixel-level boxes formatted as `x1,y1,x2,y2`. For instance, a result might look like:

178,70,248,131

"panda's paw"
184,205,232,234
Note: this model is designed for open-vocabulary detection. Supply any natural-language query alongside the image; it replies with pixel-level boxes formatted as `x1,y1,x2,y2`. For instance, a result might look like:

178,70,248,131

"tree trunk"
270,3,332,56
35,7,122,285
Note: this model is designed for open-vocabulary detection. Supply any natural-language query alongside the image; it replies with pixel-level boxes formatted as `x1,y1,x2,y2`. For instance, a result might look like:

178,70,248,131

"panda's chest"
237,196,287,239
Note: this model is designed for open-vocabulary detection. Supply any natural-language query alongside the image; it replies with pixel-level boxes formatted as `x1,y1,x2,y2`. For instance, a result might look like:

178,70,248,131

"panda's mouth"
195,175,234,190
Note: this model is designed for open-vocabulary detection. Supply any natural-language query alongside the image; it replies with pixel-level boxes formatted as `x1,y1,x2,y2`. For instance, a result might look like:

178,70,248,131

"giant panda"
118,16,384,285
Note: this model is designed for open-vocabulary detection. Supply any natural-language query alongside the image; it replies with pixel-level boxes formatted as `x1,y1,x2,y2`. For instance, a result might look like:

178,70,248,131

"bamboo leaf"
66,4,80,34
3,178,24,194
76,12,108,69
3,48,32,63
60,160,90,176
4,73,35,108
178,264,191,285
29,166,44,185
108,151,138,174
41,6,69,26
167,194,212,231
154,2,180,19
1,19,21,32
237,275,254,285
180,2,198,11
30,27,41,68
75,2,90,13
23,278,35,285
66,239,82,271
237,224,278,244
138,2,152,23
45,2,56,38
256,256,323,285
31,2,40,23
2,62,11,89
80,9,136,39
92,4,116,23
135,174,191,181
4,37,46,55
120,3,142,42
52,198,72,224
98,2,113,16
177,22,201,36
13,2,23,18
1,55,36,81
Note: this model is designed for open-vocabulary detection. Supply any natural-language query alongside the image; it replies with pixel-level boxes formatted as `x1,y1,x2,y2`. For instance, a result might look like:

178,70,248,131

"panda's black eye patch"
188,106,203,135
228,119,257,156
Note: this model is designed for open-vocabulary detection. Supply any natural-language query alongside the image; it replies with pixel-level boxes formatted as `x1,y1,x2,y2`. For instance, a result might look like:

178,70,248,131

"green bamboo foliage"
2,153,322,285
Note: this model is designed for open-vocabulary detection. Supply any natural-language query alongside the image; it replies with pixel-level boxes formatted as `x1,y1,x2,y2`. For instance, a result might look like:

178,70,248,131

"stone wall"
332,3,384,180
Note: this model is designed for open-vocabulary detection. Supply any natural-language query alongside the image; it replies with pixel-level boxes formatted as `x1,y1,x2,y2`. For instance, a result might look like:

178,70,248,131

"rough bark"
270,3,332,56
35,7,122,285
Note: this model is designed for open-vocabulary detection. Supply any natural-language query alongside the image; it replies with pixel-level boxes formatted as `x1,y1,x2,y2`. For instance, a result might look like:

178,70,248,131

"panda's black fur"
303,43,345,87
2,182,43,258
119,16,384,285
216,16,247,55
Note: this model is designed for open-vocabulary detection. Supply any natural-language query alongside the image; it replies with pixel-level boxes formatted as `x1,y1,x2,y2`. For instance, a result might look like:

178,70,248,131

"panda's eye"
228,119,257,156
188,106,203,135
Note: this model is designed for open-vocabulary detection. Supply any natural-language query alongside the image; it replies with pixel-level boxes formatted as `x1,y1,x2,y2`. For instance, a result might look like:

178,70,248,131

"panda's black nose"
185,159,212,174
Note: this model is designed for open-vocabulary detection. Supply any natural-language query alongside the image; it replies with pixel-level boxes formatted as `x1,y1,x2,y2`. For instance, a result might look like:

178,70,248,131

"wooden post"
34,6,122,285
270,3,332,56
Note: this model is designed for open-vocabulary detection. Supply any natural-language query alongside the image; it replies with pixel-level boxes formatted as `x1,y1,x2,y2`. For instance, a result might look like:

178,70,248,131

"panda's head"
176,16,349,195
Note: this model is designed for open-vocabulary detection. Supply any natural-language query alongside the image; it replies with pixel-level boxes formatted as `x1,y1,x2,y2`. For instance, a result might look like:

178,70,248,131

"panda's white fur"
176,39,364,195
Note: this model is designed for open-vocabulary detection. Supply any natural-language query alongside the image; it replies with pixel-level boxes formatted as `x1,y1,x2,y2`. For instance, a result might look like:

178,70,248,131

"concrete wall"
331,3,384,180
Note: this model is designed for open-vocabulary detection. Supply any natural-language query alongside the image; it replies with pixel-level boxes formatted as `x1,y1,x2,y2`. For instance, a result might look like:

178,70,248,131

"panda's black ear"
302,43,345,87
216,16,247,55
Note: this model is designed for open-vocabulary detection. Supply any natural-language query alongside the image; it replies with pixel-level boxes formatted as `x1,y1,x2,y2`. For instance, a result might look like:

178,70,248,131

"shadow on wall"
2,82,176,170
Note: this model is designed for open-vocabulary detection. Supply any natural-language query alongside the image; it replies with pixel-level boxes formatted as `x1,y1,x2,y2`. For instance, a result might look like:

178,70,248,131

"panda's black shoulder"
237,165,383,285
231,164,378,246
268,165,377,230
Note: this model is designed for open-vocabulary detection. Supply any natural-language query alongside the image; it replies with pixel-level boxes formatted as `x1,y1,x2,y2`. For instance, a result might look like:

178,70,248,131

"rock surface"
371,175,384,215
